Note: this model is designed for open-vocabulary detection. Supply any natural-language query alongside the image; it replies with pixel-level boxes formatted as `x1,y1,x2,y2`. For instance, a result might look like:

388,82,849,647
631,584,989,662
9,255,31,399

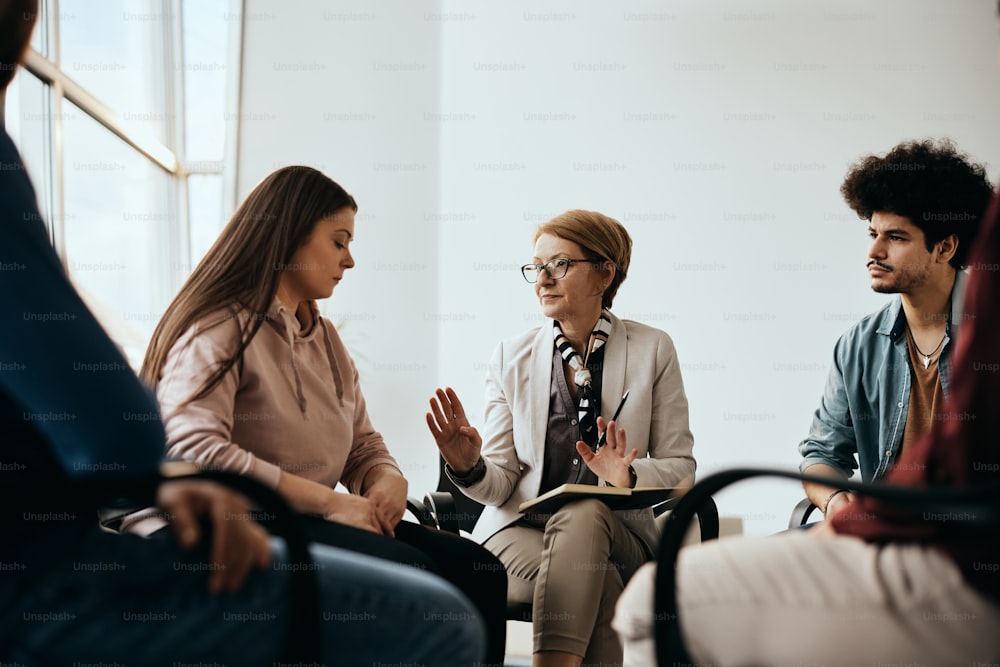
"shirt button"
571,418,578,425
897,402,904,408
572,458,579,465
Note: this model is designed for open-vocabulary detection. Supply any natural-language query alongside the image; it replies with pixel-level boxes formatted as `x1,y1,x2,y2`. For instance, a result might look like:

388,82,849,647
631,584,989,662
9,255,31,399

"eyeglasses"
521,257,595,283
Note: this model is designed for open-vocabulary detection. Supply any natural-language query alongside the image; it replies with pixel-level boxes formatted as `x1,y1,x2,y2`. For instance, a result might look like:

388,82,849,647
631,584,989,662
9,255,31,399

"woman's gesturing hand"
576,416,638,488
426,387,483,474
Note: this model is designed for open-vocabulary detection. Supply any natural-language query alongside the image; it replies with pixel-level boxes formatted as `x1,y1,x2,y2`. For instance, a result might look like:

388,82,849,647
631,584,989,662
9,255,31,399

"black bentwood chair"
788,496,821,528
653,467,1000,667
95,469,322,664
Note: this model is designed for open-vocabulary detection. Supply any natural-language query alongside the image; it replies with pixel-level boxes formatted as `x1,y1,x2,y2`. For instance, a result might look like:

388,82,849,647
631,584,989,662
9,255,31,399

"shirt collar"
877,271,966,339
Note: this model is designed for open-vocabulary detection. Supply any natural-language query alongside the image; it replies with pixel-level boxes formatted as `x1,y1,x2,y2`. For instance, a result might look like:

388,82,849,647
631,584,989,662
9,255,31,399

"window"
4,0,242,366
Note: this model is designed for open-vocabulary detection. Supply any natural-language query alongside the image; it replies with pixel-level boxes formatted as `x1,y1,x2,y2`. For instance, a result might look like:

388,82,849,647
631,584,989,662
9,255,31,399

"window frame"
5,0,244,360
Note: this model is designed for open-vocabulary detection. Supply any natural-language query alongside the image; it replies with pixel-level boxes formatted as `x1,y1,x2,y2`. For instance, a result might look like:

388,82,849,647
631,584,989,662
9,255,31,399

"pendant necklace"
906,322,946,369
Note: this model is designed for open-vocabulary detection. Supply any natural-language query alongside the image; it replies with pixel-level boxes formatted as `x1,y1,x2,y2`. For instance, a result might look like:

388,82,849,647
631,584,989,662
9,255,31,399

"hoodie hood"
264,298,345,413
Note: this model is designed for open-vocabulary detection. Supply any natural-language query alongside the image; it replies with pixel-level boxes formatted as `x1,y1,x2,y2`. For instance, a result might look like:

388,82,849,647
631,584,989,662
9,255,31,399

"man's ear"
936,234,959,264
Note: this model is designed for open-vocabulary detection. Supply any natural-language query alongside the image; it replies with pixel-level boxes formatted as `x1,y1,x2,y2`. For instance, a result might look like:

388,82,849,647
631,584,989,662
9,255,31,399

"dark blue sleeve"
0,130,164,481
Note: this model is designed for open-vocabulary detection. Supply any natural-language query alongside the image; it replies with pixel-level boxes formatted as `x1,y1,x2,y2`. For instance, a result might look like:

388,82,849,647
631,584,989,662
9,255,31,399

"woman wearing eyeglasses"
427,210,696,667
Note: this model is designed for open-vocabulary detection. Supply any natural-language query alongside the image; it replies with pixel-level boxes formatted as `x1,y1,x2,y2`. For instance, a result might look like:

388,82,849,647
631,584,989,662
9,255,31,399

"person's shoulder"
500,325,544,349
0,133,34,196
620,317,667,336
0,131,43,238
0,130,26,171
175,304,245,350
836,298,899,345
489,325,546,369
618,316,674,346
196,304,245,331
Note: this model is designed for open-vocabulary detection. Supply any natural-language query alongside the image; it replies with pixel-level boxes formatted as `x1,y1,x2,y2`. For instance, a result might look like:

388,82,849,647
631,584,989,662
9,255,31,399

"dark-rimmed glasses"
521,258,595,283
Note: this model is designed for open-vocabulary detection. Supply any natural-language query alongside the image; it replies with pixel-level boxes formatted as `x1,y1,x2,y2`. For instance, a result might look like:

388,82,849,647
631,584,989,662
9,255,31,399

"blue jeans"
2,527,485,666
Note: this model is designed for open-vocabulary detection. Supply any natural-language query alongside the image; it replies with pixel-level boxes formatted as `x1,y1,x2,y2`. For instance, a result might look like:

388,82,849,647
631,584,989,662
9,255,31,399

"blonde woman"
428,210,696,667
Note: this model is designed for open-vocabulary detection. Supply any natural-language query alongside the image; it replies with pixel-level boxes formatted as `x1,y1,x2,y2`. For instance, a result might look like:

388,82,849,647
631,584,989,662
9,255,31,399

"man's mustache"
867,260,893,271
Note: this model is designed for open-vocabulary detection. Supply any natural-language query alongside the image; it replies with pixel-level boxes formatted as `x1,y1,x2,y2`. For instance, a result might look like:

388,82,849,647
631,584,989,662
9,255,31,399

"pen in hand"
595,390,629,450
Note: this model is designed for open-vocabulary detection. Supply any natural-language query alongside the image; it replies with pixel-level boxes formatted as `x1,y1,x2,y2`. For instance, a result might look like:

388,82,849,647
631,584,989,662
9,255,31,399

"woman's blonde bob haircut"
533,210,632,309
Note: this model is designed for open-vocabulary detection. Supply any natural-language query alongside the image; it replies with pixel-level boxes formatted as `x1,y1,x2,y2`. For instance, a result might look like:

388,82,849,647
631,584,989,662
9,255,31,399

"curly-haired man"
798,139,995,518
614,139,1000,667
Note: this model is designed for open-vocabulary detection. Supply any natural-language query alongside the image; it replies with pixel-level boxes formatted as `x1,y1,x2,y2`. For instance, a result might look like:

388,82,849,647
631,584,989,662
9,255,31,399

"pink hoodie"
156,298,399,492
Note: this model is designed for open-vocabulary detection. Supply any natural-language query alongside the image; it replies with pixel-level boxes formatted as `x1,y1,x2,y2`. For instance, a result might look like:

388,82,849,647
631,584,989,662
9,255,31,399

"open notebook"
518,483,676,514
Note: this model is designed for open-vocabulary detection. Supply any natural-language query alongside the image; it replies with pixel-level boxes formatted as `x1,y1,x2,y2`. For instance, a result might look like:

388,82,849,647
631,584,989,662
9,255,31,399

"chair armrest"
83,462,322,663
653,494,719,543
405,495,438,527
161,470,321,664
789,496,819,529
423,490,462,533
694,496,719,542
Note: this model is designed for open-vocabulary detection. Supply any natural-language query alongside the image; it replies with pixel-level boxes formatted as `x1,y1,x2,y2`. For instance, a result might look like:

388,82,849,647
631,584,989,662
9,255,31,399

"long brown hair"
140,166,357,401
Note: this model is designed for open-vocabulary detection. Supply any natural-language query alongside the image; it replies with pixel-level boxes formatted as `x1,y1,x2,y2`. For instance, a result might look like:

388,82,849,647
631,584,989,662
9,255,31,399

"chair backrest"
654,468,1000,667
433,455,487,534
789,496,820,528
89,467,321,660
181,470,322,664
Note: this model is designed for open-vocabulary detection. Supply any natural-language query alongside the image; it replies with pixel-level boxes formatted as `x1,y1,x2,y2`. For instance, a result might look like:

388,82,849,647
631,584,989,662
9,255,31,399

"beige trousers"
484,498,650,665
614,531,1000,667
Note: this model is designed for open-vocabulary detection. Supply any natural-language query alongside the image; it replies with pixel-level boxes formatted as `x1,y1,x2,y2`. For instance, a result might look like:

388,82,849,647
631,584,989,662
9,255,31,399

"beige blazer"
454,311,696,553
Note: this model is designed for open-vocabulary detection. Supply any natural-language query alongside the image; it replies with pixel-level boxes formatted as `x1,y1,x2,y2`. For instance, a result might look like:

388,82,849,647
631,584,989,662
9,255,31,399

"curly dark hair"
840,138,994,269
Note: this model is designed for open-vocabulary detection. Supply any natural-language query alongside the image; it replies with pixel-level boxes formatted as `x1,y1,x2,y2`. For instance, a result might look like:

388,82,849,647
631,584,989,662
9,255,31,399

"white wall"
239,0,1000,533
238,1,445,486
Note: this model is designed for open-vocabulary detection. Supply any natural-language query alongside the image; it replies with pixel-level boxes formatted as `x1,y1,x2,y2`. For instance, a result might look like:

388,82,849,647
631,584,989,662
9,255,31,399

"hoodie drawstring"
285,326,308,414
272,302,345,414
321,323,345,407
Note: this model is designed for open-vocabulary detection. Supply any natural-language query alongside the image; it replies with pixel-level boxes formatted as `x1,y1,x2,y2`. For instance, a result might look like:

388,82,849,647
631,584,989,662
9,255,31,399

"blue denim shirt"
798,274,965,482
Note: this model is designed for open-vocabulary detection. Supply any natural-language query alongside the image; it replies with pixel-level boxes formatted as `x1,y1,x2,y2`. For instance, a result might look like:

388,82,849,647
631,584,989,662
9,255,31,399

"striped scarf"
553,311,612,446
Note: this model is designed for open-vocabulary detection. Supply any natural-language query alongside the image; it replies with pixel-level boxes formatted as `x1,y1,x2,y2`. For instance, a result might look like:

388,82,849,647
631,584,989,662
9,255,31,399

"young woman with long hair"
135,166,506,666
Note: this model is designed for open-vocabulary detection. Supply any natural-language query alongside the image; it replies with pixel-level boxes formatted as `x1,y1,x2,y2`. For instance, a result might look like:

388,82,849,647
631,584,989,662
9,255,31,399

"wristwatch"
447,457,487,487
610,465,638,488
